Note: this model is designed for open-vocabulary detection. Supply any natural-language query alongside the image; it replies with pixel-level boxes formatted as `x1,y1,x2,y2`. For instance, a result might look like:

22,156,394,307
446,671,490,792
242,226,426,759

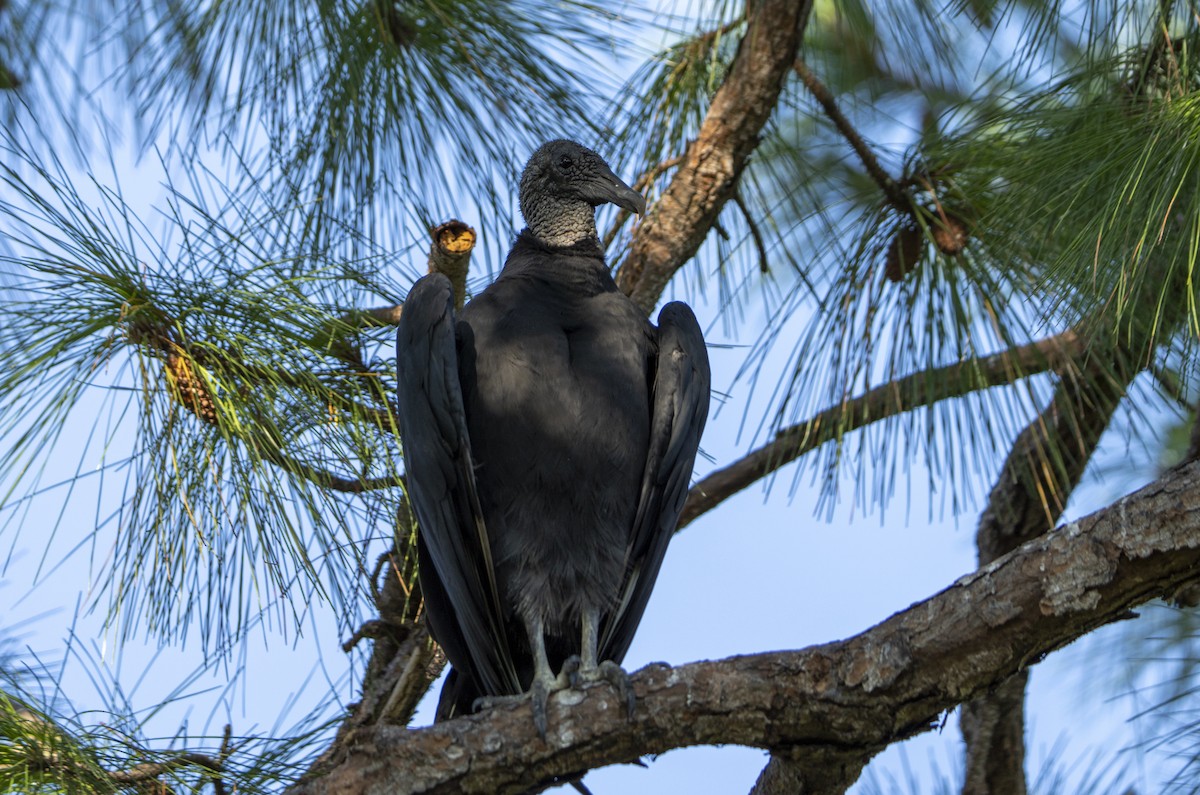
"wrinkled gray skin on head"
518,139,647,248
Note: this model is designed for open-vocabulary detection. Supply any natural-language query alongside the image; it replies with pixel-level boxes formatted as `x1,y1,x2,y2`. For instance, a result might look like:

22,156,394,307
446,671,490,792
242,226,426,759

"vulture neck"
523,197,599,249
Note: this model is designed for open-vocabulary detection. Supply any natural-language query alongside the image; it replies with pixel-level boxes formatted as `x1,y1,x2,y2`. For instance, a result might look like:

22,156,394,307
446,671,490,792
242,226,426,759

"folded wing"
600,301,711,663
395,274,520,699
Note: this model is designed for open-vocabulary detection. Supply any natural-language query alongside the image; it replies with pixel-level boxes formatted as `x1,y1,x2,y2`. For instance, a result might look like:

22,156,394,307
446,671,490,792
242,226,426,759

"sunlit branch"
679,328,1085,528
793,59,909,212
254,440,404,494
616,0,814,312
287,457,1200,794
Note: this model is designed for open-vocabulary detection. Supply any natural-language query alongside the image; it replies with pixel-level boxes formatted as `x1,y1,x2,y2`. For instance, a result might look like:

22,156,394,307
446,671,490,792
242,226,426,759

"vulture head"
518,139,646,248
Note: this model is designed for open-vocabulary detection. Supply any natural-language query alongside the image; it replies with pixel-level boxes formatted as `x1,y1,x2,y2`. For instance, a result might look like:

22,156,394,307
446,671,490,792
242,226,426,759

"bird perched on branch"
396,139,710,737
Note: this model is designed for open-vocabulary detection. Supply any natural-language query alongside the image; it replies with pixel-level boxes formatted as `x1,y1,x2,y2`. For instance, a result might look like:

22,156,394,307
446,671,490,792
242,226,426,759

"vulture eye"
557,155,574,169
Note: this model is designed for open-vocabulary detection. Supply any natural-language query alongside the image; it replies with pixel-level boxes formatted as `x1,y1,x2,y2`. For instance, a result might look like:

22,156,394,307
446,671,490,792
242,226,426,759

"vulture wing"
395,274,520,699
600,301,711,663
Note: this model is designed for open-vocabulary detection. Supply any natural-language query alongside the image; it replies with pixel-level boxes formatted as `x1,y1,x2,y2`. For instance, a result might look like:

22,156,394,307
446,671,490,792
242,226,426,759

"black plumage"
396,140,710,735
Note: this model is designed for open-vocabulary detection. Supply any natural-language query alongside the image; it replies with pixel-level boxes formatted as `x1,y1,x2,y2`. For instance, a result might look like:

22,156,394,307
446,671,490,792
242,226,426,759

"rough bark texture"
960,671,1029,795
750,750,867,795
960,342,1136,792
615,0,813,312
287,459,1200,795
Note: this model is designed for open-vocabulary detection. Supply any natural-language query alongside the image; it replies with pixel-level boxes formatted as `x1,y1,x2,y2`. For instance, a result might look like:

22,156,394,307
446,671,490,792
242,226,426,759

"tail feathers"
435,667,483,722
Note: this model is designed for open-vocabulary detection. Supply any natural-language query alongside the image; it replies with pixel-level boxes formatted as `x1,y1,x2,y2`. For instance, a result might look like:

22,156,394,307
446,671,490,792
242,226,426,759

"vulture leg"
471,613,564,739
563,609,636,718
527,614,566,739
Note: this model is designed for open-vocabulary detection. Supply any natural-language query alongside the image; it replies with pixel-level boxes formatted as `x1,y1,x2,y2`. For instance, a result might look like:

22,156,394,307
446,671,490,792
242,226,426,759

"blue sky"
1,2,1195,792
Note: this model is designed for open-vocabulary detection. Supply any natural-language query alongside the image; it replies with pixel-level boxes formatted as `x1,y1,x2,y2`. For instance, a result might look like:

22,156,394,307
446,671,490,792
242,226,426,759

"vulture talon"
529,677,551,741
597,661,636,719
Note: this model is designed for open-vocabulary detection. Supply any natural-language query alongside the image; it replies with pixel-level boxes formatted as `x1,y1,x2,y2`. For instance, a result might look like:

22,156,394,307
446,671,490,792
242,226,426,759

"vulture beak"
584,164,648,216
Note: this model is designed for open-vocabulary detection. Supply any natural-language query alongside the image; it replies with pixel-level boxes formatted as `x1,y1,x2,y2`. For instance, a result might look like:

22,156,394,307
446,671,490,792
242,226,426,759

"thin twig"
212,725,232,795
342,619,404,652
107,752,223,785
732,191,770,273
794,59,909,211
255,441,404,494
601,155,686,251
679,328,1085,527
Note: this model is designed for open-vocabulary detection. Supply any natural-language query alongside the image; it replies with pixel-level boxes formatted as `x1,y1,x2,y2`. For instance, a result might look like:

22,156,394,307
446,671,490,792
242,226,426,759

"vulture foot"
470,669,568,742
561,656,636,719
529,668,571,740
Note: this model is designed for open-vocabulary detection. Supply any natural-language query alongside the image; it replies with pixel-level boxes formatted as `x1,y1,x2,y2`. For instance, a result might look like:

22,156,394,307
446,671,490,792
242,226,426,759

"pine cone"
933,213,969,256
885,222,923,282
165,353,218,425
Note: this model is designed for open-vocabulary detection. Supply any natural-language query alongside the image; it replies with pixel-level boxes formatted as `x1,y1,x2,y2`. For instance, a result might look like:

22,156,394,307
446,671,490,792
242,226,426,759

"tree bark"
960,671,1029,795
960,341,1136,793
750,750,866,795
616,0,814,312
287,459,1200,795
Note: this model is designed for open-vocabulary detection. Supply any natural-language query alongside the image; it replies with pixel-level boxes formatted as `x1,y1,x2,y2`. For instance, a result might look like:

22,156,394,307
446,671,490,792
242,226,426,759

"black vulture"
396,140,710,736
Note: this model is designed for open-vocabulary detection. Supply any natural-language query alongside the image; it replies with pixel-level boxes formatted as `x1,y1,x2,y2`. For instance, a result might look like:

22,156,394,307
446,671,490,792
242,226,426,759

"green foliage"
112,0,622,260
0,126,409,650
0,639,339,795
925,45,1200,353
3,0,1200,790
725,1,1200,512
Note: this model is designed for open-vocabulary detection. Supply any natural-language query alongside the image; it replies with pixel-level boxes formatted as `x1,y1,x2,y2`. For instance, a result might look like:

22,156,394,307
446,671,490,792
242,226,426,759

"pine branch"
793,59,909,212
107,753,223,786
750,750,866,795
255,442,403,494
679,328,1086,528
287,458,1200,795
3,707,230,794
615,0,814,312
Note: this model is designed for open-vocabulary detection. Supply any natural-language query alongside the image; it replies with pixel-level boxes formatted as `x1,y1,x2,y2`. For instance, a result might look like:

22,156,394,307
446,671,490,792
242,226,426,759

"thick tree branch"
287,459,1200,795
750,750,866,795
961,338,1136,794
679,328,1086,528
616,0,814,312
960,671,1030,795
